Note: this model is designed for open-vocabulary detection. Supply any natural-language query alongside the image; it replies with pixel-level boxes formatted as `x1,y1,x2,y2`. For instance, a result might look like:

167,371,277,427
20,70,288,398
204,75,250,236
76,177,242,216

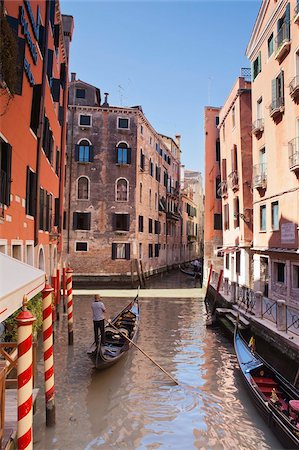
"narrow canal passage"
33,273,280,449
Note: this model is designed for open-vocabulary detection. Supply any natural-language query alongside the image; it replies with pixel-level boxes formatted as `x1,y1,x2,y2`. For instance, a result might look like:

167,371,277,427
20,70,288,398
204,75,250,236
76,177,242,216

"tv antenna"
118,84,125,106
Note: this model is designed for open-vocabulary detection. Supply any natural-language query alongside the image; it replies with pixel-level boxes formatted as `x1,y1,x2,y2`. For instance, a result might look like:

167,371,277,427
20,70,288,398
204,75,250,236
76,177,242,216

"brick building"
218,74,253,288
247,0,299,305
64,75,183,283
0,0,73,276
203,106,223,282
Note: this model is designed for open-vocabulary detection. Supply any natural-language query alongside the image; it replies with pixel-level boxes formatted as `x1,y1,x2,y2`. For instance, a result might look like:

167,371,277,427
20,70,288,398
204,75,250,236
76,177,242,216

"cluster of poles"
16,265,74,450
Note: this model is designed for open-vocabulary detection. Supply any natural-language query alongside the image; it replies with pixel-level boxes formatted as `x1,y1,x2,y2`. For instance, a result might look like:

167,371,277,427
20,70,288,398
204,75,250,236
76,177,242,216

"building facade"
218,75,253,288
204,106,223,282
0,0,73,276
247,0,299,306
64,76,183,282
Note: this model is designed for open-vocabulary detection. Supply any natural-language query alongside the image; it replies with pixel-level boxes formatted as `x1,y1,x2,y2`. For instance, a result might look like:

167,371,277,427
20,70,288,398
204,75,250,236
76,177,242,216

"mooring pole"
66,268,74,345
51,270,57,323
56,265,60,321
62,262,66,313
42,281,56,426
16,296,36,450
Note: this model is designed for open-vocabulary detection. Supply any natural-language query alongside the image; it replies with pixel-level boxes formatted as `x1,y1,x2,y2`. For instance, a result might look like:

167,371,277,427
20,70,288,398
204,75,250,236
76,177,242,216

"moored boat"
87,292,140,370
234,328,299,449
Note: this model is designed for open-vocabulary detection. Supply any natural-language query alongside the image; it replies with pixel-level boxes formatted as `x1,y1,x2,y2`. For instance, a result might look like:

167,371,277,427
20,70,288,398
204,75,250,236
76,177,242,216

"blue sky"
61,1,261,176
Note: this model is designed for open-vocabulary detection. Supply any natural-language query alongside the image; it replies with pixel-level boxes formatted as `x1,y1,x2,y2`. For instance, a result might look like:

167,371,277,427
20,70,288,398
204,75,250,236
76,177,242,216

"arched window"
76,139,93,162
140,182,142,203
38,247,45,271
77,176,89,199
116,178,128,202
149,189,152,208
116,142,131,164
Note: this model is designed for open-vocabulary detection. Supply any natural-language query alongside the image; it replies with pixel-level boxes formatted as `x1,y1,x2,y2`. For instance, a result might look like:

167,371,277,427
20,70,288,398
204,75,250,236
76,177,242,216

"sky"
61,0,261,176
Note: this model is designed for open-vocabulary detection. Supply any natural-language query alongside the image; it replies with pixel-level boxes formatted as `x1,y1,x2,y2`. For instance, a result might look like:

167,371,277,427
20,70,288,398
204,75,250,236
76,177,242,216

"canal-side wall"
205,284,299,383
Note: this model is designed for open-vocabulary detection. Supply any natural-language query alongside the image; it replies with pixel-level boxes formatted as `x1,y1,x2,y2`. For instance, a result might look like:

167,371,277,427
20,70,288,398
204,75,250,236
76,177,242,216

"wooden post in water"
66,268,74,345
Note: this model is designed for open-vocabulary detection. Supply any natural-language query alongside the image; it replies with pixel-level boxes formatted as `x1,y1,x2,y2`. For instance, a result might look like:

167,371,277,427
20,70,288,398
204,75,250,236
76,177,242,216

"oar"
107,319,179,385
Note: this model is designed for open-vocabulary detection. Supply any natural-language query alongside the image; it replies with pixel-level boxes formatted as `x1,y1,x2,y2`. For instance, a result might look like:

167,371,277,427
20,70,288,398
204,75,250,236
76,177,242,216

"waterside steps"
215,308,250,332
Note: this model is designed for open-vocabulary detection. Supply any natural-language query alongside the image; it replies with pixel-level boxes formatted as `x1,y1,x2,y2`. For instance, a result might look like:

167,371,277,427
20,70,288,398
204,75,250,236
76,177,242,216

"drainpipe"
34,1,50,246
66,85,76,254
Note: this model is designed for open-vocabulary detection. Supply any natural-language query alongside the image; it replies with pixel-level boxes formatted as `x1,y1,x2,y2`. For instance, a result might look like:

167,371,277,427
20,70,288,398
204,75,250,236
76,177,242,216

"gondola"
234,327,299,449
179,264,202,280
87,291,140,370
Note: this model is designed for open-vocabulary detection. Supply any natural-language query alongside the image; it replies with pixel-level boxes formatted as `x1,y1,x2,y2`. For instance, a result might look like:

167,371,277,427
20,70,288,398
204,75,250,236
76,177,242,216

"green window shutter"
286,3,290,40
258,52,261,74
271,78,277,102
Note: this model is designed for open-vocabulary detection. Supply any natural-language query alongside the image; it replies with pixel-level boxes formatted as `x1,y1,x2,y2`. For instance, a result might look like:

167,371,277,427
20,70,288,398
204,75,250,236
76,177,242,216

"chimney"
175,134,181,148
102,92,109,107
71,72,76,82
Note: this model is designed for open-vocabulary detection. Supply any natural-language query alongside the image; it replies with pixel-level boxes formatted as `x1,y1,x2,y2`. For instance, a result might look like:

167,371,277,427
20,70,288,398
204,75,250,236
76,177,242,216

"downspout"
66,88,75,254
34,0,50,246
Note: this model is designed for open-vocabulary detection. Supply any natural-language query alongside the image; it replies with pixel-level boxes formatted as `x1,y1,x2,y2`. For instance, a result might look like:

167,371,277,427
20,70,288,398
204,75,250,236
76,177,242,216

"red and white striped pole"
16,296,36,450
51,270,57,323
56,265,60,321
42,281,56,426
66,268,74,345
62,263,66,314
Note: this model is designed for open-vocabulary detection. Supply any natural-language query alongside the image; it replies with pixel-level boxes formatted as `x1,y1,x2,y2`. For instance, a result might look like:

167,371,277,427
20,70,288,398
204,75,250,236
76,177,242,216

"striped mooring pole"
51,270,57,323
62,263,66,314
42,281,56,426
16,296,36,450
66,267,74,345
56,265,60,321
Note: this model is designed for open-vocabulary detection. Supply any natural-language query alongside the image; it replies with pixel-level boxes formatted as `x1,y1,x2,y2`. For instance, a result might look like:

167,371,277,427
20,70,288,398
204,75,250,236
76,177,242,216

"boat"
234,328,299,449
87,291,140,370
179,264,202,281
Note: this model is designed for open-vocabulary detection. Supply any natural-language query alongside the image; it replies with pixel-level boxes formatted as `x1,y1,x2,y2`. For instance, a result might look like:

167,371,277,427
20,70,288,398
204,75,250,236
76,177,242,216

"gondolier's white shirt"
91,301,106,321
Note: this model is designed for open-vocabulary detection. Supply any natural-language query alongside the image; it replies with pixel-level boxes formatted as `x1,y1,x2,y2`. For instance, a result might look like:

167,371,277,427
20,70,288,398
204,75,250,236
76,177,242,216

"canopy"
0,253,45,323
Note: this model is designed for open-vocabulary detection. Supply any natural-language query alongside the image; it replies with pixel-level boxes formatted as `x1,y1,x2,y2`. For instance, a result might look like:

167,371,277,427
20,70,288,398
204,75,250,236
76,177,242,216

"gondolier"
91,294,106,345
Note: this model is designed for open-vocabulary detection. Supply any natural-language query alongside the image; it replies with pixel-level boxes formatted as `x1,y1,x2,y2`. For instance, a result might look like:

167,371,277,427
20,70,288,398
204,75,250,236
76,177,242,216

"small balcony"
166,211,180,221
217,180,228,198
252,118,264,136
252,164,267,190
274,22,291,63
269,97,284,120
289,76,299,100
288,138,299,173
228,170,239,191
294,3,299,24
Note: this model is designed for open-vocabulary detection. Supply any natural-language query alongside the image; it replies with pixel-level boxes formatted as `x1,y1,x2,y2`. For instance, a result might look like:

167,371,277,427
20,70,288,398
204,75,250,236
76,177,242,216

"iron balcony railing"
288,137,299,171
0,169,7,216
289,76,299,97
228,170,239,191
252,118,264,134
217,180,228,198
269,97,284,117
252,163,267,189
275,21,290,52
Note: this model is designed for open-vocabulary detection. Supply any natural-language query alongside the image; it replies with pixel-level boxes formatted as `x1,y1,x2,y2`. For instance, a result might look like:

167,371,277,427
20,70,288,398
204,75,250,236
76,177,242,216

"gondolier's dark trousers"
93,319,105,345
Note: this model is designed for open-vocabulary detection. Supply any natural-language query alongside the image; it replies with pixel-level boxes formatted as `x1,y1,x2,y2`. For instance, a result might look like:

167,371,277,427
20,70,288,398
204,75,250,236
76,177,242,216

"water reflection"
33,289,281,449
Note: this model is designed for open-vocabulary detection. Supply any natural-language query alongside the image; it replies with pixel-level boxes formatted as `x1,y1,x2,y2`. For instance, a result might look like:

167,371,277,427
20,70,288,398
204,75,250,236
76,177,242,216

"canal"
33,271,280,449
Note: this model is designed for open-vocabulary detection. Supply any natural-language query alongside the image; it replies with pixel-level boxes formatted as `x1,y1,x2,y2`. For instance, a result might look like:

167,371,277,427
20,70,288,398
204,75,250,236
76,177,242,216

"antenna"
118,84,124,106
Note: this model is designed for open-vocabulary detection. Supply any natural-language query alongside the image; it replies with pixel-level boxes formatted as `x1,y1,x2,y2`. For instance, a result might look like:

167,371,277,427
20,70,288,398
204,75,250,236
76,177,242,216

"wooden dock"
2,389,39,450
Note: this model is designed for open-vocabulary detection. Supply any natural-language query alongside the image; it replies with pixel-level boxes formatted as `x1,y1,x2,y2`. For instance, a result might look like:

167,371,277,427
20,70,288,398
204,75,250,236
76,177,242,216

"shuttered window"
26,167,36,216
54,198,60,227
112,243,130,260
30,84,42,135
148,244,153,258
253,52,261,80
113,213,130,231
138,215,144,232
0,141,12,207
75,141,94,163
148,218,153,233
51,78,60,102
73,212,91,230
47,49,54,82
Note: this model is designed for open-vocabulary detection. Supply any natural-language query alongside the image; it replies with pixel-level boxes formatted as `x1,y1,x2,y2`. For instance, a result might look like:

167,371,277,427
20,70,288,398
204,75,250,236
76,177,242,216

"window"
293,265,299,289
12,244,22,261
215,176,221,199
138,215,144,232
150,159,154,176
0,140,12,207
224,204,229,230
215,116,219,126
154,220,160,234
113,213,130,231
232,106,236,128
148,218,153,233
76,88,86,99
140,182,142,203
234,197,240,228
76,242,88,251
276,5,290,48
236,251,241,275
140,125,143,135
116,178,128,201
154,244,160,257
139,243,142,259
148,244,153,258
112,243,130,260
118,118,129,129
271,201,279,230
26,167,36,216
253,52,261,80
116,142,131,164
140,149,145,171
260,205,266,231
155,165,161,182
216,139,220,162
268,33,274,57
275,262,285,283
55,148,60,175
75,140,94,163
225,254,229,269
213,213,222,230
149,189,152,208
42,116,54,162
271,71,284,110
77,177,89,200
79,114,91,127
73,212,91,230
30,84,42,134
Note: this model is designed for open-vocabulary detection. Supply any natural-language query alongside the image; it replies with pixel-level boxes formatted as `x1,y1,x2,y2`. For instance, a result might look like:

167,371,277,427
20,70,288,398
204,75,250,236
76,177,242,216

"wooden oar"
107,319,179,385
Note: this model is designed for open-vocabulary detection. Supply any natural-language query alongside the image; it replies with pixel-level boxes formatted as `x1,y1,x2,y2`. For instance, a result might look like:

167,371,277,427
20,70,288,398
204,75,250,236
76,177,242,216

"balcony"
274,22,291,63
252,164,267,190
167,186,179,197
228,170,239,192
288,138,299,173
294,3,299,24
217,180,228,198
289,76,299,100
252,118,264,136
269,97,284,120
166,211,180,221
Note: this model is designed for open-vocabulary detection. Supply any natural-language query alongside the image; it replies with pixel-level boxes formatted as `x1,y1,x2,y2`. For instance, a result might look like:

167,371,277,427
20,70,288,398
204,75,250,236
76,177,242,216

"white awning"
0,253,45,323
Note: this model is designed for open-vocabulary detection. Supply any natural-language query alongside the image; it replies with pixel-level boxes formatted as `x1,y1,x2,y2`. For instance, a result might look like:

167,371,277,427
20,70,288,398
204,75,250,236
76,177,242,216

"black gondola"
234,328,299,449
179,264,202,280
87,291,140,370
